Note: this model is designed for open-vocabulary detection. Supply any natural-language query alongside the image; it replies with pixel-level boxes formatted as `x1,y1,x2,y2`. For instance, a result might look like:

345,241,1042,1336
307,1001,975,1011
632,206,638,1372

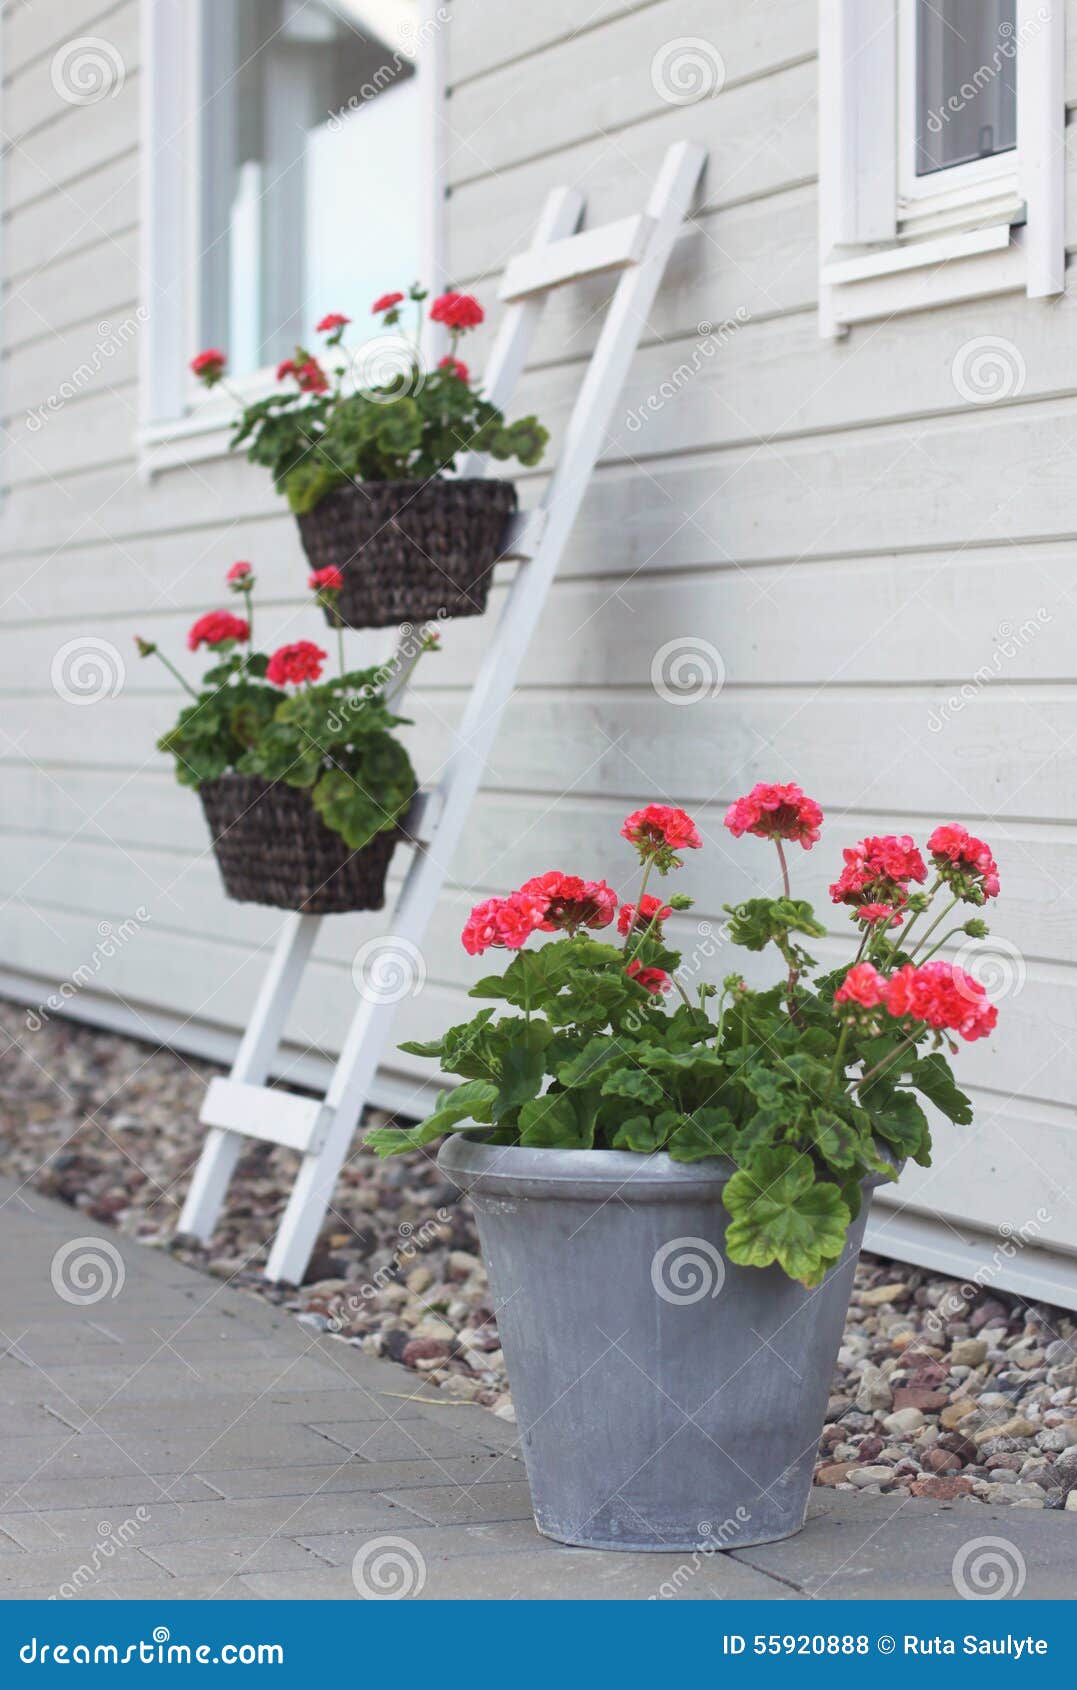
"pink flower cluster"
830,834,927,927
835,959,997,1042
621,805,701,870
187,611,249,652
928,824,1000,902
520,872,618,934
617,894,672,937
462,871,616,956
266,641,327,687
724,783,822,851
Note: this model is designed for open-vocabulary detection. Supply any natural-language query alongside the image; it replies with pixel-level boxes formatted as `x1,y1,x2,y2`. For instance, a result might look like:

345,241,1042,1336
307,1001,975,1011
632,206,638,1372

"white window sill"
820,219,1029,334
137,370,277,480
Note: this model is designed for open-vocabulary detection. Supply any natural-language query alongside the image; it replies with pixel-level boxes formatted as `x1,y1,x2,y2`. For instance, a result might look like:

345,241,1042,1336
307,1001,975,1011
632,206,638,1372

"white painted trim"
867,1201,1077,1310
821,220,1012,286
1017,0,1066,297
818,0,1064,334
896,0,1018,218
138,0,449,476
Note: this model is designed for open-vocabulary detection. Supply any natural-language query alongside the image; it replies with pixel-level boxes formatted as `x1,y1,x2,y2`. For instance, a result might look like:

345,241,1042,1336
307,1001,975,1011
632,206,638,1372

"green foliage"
723,1149,851,1286
157,659,417,854
370,847,986,1289
228,361,549,514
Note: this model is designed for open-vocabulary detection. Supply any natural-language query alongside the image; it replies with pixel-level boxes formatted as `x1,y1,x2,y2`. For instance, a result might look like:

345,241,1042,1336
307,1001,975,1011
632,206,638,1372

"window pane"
200,0,421,376
915,0,1017,177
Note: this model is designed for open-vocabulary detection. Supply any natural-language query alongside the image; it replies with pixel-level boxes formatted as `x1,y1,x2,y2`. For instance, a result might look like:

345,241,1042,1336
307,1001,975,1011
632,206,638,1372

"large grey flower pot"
438,1135,882,1554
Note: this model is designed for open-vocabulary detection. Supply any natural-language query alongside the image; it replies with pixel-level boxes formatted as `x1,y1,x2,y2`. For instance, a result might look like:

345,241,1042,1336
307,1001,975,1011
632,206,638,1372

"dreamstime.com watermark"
650,1514,753,1596
651,1237,726,1305
922,8,1048,138
928,611,1051,733
51,1511,151,1600
325,1211,451,1332
626,312,751,432
921,1207,1052,1343
651,636,726,706
20,1628,283,1665
651,38,726,105
26,910,151,1031
51,1236,126,1306
351,1535,427,1599
50,36,126,106
328,6,451,131
26,311,150,433
951,1535,1027,1600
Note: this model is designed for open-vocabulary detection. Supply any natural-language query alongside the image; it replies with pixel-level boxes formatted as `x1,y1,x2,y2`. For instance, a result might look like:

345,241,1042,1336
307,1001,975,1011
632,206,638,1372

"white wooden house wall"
1,0,1074,1303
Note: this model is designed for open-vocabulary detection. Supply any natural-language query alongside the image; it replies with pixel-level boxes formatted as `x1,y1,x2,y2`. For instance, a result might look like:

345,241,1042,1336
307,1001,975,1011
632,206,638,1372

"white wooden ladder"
178,141,707,1284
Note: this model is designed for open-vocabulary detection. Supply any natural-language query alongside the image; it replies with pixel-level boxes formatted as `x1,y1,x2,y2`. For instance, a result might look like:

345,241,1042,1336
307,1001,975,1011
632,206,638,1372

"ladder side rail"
263,142,705,1284
178,911,322,1239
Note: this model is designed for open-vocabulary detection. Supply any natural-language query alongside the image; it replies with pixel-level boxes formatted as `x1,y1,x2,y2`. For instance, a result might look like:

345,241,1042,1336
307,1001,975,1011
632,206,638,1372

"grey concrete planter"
439,1134,882,1553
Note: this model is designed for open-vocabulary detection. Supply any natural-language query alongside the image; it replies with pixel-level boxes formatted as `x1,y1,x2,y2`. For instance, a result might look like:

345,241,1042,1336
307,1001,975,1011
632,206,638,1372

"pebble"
848,1465,896,1488
883,1407,925,1435
3,999,1074,1511
950,1338,989,1367
859,1283,910,1307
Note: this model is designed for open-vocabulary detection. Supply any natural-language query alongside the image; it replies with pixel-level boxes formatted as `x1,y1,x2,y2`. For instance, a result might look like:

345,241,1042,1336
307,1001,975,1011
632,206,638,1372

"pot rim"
437,1132,900,1204
438,1133,736,1203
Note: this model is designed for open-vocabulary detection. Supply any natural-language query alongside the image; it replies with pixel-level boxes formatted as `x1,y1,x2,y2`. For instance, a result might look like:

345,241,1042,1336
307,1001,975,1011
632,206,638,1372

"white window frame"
818,0,1063,337
137,0,448,476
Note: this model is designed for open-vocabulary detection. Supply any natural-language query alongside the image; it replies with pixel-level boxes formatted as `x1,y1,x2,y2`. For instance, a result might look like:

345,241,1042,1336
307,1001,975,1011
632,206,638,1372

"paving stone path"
0,1178,1073,1600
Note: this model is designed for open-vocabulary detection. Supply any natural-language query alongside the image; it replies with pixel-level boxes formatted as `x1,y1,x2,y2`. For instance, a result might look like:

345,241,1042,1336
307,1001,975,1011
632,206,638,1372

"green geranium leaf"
723,1147,852,1286
723,897,827,954
611,1113,676,1154
600,1068,665,1106
495,1019,554,1120
906,1053,974,1125
863,1088,931,1165
518,1089,595,1149
365,1078,497,1156
667,1107,738,1163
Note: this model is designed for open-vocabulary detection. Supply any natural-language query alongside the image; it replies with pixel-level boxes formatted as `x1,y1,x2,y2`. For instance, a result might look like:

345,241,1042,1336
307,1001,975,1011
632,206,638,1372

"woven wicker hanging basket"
296,477,518,630
200,774,402,916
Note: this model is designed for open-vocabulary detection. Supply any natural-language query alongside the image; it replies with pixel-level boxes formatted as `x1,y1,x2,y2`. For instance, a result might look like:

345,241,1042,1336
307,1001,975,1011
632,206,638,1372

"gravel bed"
2,999,1076,1509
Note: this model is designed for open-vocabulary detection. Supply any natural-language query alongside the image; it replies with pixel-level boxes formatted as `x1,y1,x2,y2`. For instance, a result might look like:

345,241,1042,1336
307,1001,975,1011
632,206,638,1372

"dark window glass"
915,0,1017,177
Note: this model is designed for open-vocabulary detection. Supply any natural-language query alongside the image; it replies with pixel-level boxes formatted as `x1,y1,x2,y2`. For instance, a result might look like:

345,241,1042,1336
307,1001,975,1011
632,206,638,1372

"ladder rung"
200,1077,330,1154
499,507,546,560
499,214,655,302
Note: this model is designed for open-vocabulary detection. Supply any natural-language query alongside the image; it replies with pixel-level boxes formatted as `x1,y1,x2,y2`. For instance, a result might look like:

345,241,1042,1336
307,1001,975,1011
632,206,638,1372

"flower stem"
826,1023,851,1099
336,614,345,678
856,1031,920,1095
908,895,960,962
917,925,968,965
624,857,655,961
151,648,198,699
774,838,792,899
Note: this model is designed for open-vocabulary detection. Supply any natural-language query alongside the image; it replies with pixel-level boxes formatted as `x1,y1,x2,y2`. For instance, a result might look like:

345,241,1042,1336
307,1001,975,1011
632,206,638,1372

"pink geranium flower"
461,892,546,956
834,962,888,1009
266,641,327,687
724,782,823,850
518,872,617,934
885,960,998,1042
626,959,671,995
621,804,701,871
617,893,673,937
187,611,249,651
928,824,1000,903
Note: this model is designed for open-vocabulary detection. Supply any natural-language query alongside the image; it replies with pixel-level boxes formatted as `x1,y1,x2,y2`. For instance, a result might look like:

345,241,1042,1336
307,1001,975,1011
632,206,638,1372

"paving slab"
1,1175,1075,1601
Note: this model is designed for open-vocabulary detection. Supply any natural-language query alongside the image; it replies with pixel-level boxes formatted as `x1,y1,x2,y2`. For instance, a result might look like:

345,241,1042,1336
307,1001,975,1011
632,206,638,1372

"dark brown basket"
200,774,403,915
296,477,518,630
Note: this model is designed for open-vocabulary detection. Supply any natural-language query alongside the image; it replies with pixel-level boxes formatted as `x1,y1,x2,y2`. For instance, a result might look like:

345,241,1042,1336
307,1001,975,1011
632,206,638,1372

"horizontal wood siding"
1,0,1074,1295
